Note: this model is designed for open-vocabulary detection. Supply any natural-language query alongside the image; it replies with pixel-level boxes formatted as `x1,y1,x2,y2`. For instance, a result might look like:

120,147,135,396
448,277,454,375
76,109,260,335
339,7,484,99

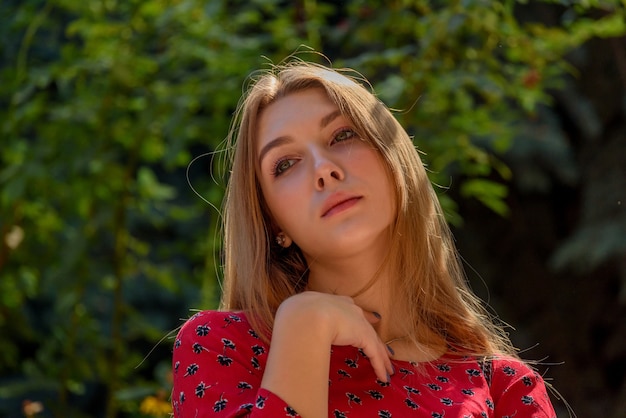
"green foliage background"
1,0,625,417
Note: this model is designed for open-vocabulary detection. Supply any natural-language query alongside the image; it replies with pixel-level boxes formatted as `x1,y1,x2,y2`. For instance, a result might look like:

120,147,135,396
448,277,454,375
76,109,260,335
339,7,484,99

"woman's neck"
305,257,402,341
305,255,447,363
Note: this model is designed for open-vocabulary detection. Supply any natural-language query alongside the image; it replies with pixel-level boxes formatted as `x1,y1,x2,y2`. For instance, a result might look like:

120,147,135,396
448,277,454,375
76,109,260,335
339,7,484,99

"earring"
275,232,293,248
275,233,286,247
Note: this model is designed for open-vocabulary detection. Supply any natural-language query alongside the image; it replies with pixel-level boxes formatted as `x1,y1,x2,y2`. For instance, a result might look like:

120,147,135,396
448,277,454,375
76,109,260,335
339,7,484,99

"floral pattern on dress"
172,310,556,417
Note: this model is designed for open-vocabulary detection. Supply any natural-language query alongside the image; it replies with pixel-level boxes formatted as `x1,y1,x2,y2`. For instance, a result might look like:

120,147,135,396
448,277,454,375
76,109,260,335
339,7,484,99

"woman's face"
255,88,396,263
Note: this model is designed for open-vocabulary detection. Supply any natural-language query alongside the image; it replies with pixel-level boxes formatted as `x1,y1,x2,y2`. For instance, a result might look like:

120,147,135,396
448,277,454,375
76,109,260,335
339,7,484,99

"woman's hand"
260,291,394,418
279,291,394,381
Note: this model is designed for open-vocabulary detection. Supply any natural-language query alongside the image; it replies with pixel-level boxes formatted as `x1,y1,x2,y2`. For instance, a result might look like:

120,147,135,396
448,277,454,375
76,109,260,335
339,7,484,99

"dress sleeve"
489,357,557,418
171,311,301,418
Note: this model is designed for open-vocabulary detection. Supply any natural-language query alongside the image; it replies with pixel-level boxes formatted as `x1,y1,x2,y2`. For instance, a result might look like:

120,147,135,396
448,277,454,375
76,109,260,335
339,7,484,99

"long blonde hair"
220,60,516,358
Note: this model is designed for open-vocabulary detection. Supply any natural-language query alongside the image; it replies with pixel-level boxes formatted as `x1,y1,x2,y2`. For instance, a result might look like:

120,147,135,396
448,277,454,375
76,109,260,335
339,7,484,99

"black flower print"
333,410,347,418
436,376,449,383
440,397,454,406
179,391,185,404
436,363,451,372
522,395,535,405
217,354,233,366
432,412,444,418
503,365,516,376
248,329,260,339
237,381,253,393
251,356,260,370
222,338,236,350
174,361,180,374
285,406,298,416
404,385,420,396
345,358,359,368
461,388,474,396
378,411,392,418
358,348,368,358
196,324,210,336
486,398,494,410
213,394,227,412
404,398,419,409
399,368,414,379
465,368,481,381
175,338,181,348
337,369,351,379
223,314,241,327
346,392,362,406
252,344,265,355
195,382,207,398
366,389,384,400
192,342,205,354
426,383,442,391
185,363,199,376
256,395,267,409
522,375,533,386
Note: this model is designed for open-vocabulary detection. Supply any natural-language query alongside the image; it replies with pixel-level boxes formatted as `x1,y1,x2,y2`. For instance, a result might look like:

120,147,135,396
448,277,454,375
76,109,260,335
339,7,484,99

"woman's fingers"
349,309,394,383
360,309,395,380
358,334,395,383
290,292,396,382
341,300,395,382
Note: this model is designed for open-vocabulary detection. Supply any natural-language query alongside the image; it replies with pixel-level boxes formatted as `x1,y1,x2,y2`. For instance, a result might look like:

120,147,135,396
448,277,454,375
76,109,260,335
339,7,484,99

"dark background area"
455,22,626,416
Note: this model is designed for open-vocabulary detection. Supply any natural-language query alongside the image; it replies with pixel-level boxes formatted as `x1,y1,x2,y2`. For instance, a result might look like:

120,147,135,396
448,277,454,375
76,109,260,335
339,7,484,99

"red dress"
172,310,556,417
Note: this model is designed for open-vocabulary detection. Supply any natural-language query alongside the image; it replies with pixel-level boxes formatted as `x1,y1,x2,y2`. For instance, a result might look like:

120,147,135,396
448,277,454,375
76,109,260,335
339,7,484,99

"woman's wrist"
274,292,336,342
261,292,334,417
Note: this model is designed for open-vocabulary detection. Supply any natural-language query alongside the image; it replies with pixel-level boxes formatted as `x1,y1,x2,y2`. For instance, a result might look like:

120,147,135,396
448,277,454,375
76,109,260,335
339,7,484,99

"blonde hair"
220,60,516,358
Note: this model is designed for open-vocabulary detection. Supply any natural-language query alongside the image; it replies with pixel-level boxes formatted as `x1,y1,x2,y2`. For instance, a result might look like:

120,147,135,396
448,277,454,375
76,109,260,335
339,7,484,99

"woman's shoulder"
175,310,262,344
435,354,555,415
487,355,556,415
433,352,548,389
439,351,539,372
179,309,251,327
488,354,544,381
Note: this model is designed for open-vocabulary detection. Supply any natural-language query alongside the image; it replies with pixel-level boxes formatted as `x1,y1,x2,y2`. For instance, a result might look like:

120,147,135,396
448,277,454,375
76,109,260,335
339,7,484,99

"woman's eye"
333,129,357,143
272,158,296,176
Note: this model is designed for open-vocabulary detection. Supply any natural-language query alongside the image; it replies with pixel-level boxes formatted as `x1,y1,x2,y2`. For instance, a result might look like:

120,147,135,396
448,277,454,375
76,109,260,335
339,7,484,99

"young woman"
171,62,557,417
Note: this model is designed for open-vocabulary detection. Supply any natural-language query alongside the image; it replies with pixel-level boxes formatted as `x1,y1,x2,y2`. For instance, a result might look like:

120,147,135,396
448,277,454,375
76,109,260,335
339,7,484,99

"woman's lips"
322,197,362,217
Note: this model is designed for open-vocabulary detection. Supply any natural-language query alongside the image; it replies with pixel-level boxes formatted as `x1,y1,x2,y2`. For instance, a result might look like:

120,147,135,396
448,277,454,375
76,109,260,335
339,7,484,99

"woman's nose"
313,152,344,190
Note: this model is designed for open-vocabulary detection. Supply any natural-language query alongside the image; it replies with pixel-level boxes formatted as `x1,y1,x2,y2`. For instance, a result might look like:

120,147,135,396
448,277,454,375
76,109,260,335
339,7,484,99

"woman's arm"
172,311,297,417
260,291,394,418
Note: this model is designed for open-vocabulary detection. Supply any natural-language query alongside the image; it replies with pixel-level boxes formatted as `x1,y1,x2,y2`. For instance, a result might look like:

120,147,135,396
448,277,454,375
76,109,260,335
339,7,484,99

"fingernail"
372,311,381,319
386,345,395,356
386,373,391,382
391,364,396,374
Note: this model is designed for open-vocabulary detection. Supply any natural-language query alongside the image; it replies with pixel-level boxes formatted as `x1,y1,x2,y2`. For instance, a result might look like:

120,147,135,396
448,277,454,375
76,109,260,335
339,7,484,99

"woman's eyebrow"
320,109,341,129
258,136,292,167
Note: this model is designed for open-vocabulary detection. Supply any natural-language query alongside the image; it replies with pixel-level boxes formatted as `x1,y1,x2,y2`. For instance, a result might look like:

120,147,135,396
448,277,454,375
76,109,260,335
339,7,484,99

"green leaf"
137,167,176,201
460,179,510,216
